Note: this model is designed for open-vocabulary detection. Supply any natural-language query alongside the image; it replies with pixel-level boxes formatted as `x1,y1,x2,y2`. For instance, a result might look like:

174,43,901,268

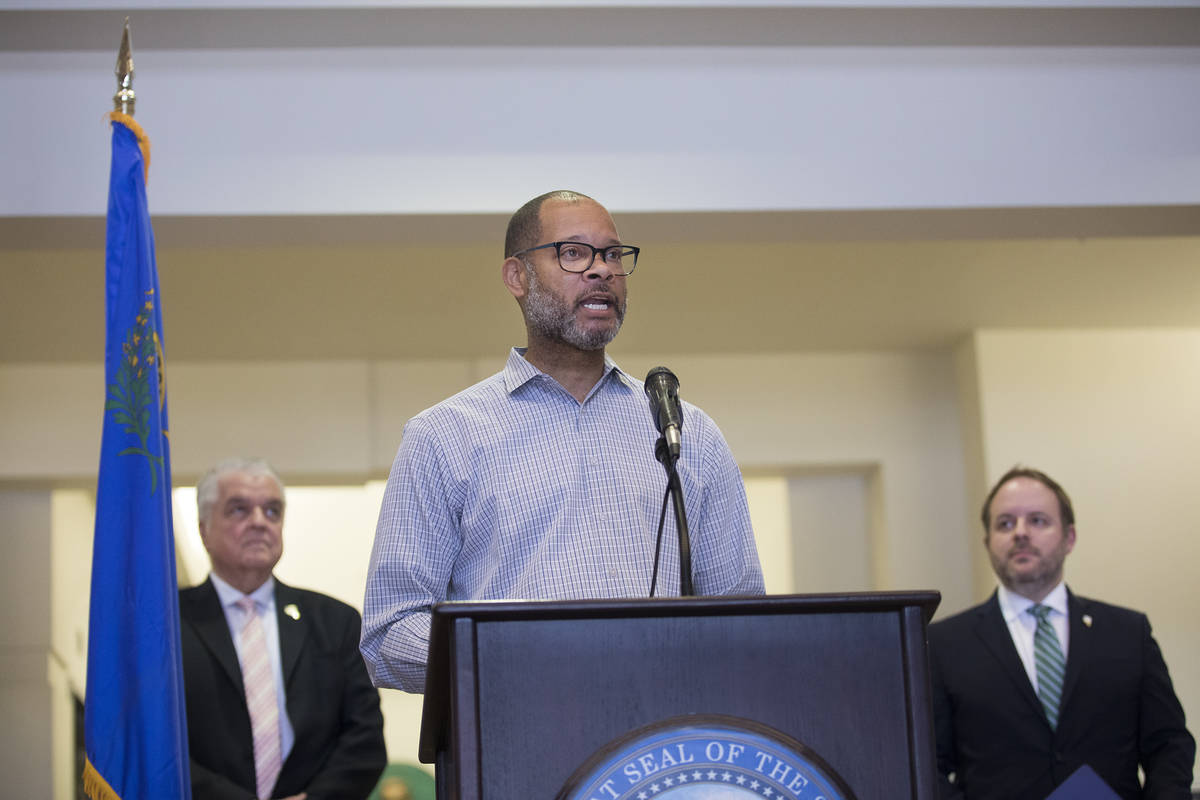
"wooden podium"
419,591,941,799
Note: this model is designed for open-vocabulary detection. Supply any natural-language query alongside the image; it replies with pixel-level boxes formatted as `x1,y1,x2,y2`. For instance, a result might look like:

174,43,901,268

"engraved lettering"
786,773,811,794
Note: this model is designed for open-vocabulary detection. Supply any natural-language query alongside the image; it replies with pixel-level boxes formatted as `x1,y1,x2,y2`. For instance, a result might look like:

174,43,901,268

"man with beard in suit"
929,466,1194,799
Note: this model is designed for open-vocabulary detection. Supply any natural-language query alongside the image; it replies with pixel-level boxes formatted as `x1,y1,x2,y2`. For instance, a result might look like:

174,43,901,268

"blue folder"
1044,764,1121,800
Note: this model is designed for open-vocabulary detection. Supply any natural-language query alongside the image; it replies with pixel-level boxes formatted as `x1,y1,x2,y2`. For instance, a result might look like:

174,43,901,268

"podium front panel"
425,594,939,799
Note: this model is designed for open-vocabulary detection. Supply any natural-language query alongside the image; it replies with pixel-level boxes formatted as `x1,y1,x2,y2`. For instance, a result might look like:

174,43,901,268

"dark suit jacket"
929,589,1194,800
180,578,387,800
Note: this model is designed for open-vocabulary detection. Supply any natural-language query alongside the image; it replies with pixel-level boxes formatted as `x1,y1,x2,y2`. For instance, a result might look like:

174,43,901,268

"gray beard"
523,263,626,351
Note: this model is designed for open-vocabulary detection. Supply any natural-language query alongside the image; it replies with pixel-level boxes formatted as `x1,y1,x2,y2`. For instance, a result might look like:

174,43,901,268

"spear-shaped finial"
114,17,135,115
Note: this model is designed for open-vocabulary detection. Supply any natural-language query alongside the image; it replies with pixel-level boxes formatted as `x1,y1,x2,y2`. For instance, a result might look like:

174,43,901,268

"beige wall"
628,351,971,602
50,490,94,800
11,347,970,778
4,333,1198,788
960,329,1200,771
0,489,54,799
0,348,972,594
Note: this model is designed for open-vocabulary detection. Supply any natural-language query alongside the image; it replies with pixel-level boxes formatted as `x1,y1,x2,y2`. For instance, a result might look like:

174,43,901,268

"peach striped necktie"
236,597,281,799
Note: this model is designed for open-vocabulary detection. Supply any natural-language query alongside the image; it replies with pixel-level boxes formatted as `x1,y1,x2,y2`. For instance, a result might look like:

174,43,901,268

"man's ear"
502,256,528,300
1064,523,1077,553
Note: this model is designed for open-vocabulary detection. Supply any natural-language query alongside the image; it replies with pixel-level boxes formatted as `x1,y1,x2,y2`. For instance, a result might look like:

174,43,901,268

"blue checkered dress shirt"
361,348,764,692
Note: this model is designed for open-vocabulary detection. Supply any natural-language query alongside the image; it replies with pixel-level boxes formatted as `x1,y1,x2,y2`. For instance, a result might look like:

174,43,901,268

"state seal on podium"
557,715,857,800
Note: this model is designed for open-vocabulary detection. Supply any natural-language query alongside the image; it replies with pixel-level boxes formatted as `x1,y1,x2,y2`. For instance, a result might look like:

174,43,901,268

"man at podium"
929,466,1194,799
360,190,764,693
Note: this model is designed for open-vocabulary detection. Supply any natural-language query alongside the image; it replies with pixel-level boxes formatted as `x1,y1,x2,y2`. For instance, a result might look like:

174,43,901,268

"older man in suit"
180,458,386,800
929,466,1194,799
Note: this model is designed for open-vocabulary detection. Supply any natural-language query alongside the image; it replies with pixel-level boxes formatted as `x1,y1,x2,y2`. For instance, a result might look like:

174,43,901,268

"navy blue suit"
929,589,1193,799
180,578,387,800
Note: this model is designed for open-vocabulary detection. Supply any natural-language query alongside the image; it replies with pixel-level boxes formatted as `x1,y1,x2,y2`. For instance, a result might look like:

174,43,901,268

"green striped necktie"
1029,603,1066,730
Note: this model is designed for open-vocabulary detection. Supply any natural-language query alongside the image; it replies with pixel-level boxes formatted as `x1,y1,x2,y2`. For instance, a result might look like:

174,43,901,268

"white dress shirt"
210,572,296,762
996,581,1070,695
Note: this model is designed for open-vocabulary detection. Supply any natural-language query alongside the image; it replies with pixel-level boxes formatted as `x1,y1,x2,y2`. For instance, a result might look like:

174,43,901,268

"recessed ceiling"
3,208,1198,363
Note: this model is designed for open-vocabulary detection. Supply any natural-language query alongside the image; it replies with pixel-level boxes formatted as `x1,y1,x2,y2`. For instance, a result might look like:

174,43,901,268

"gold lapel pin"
1082,614,1093,628
284,603,300,621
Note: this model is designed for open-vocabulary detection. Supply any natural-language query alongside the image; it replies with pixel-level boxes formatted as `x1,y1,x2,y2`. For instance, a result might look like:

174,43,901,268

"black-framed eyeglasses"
512,241,640,276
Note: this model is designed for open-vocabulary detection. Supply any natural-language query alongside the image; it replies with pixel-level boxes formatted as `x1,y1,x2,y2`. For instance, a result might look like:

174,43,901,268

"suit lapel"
1060,588,1090,713
973,592,1046,720
274,580,308,690
184,578,244,694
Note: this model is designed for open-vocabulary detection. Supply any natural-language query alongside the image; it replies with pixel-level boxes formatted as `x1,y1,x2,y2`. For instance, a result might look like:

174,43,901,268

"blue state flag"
83,112,191,800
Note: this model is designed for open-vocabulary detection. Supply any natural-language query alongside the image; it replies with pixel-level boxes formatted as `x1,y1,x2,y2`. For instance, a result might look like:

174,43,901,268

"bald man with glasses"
361,190,764,694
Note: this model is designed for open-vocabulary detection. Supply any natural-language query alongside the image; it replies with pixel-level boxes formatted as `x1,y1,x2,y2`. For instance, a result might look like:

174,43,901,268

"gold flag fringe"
82,757,123,800
108,111,151,184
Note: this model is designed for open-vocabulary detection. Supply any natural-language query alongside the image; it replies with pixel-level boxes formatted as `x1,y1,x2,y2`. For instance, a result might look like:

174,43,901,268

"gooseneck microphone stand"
655,437,694,597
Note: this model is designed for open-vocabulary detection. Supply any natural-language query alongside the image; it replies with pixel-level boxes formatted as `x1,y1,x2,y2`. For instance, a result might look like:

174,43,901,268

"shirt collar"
501,346,631,397
997,580,1068,622
210,571,275,610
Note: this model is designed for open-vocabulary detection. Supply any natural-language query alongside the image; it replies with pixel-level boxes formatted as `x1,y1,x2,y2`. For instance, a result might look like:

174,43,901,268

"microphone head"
644,366,682,441
644,366,679,396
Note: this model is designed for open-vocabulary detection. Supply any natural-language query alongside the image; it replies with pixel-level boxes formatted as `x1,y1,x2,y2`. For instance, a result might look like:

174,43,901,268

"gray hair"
196,457,285,524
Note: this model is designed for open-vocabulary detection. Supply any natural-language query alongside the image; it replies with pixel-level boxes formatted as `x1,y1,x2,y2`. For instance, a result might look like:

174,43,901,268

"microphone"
644,366,683,461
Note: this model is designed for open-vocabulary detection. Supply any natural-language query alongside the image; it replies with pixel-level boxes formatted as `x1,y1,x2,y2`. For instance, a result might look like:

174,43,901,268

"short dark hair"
504,189,595,258
981,466,1075,533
